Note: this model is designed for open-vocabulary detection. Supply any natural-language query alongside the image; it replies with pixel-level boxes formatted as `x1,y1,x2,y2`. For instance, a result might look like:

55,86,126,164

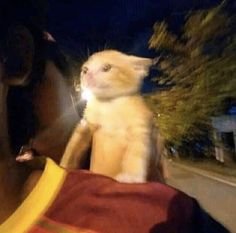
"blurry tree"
148,3,236,155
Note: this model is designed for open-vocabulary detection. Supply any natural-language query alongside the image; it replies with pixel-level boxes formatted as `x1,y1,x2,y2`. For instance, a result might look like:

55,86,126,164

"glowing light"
81,88,93,101
80,118,88,127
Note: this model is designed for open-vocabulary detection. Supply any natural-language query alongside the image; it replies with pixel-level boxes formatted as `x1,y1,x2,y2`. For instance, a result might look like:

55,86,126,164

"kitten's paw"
115,173,146,183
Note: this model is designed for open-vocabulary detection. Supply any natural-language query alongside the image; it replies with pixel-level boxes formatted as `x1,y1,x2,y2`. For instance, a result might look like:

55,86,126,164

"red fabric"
44,170,194,233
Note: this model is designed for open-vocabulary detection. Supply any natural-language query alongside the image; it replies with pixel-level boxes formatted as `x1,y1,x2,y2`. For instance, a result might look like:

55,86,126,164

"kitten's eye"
101,64,112,72
81,66,88,75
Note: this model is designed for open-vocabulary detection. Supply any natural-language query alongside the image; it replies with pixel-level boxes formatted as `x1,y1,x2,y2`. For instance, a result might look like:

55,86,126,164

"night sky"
47,0,221,57
0,0,223,92
0,0,222,56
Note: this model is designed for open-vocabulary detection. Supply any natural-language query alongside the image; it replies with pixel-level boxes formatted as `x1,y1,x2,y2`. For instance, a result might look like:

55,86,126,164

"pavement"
168,160,236,187
166,160,236,233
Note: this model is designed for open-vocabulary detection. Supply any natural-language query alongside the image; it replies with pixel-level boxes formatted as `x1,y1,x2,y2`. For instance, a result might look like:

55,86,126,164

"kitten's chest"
84,100,129,132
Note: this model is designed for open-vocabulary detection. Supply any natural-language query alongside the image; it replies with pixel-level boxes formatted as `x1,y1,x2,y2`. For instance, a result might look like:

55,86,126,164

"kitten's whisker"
86,47,91,60
103,42,110,50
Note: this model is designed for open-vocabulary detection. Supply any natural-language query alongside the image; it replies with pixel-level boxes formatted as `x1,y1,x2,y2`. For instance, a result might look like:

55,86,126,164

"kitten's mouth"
81,84,109,101
83,79,109,89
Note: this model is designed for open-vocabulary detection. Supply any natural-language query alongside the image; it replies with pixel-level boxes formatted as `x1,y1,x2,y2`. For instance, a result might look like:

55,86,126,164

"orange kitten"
61,50,164,183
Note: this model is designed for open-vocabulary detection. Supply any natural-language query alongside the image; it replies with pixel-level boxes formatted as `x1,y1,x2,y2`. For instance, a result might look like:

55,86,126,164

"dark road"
167,162,236,233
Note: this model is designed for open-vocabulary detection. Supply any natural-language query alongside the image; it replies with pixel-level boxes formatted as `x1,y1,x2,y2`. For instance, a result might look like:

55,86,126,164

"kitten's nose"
84,72,95,86
86,72,93,81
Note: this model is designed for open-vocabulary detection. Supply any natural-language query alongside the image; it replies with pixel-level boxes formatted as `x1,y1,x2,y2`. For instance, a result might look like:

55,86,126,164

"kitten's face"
80,50,152,99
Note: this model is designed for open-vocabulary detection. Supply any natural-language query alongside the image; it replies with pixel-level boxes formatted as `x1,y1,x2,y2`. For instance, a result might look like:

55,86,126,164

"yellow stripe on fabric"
0,158,66,233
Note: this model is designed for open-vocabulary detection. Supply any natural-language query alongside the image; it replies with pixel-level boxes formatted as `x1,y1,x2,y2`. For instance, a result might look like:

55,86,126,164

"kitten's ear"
128,55,153,78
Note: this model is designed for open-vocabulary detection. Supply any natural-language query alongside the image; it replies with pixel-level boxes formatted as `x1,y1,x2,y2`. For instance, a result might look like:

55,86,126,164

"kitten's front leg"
60,119,98,169
115,124,151,183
